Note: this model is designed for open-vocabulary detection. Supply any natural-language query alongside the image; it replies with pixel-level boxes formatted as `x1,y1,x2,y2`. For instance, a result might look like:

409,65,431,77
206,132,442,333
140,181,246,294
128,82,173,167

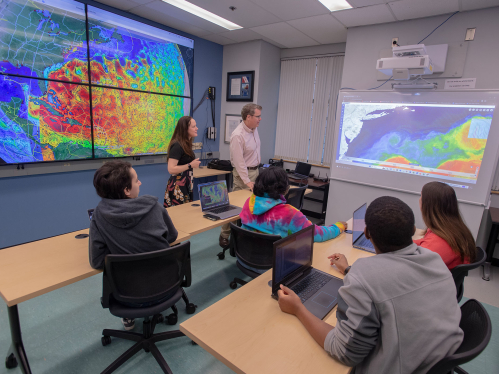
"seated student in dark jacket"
89,160,178,330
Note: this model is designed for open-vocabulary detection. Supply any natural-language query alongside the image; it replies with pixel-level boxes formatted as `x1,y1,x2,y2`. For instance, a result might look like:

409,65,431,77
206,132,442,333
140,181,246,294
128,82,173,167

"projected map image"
337,103,495,183
201,183,229,208
0,0,88,82
92,87,190,157
87,6,192,97
0,75,92,163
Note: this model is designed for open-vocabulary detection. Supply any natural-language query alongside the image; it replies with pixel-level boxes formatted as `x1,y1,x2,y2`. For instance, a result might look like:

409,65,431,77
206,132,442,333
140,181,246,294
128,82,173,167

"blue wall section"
0,1,223,249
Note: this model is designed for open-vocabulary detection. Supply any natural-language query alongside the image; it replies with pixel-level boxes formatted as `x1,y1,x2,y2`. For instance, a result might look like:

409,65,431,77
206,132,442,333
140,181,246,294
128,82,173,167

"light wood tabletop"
0,229,191,307
193,168,231,178
180,231,374,374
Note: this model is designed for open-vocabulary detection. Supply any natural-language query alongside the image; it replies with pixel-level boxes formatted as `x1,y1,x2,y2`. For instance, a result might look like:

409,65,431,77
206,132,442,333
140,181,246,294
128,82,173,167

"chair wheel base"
230,281,238,289
167,313,178,325
217,252,225,260
101,335,112,346
156,314,164,323
5,354,17,369
186,303,197,314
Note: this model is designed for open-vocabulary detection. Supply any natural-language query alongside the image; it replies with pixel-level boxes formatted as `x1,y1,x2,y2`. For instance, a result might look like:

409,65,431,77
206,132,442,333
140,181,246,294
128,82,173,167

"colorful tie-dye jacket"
240,194,345,242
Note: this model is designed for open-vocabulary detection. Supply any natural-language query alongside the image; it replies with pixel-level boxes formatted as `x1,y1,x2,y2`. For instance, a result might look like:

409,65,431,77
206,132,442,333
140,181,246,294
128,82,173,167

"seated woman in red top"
414,181,476,270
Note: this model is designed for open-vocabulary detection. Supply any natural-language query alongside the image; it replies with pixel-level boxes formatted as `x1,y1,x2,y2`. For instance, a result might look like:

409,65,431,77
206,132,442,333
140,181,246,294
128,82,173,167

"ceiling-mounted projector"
376,44,433,80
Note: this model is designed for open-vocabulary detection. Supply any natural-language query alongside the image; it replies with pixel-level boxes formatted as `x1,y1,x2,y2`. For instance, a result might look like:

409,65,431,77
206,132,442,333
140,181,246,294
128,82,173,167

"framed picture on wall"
225,114,243,143
226,71,255,102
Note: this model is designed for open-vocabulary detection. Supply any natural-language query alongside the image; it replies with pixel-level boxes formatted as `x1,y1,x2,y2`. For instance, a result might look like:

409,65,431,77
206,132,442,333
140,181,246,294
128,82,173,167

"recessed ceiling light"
161,0,242,30
318,0,353,12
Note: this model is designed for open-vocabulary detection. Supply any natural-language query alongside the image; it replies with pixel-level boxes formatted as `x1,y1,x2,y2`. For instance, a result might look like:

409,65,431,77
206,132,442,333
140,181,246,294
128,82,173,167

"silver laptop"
198,180,242,219
271,225,343,320
352,203,376,253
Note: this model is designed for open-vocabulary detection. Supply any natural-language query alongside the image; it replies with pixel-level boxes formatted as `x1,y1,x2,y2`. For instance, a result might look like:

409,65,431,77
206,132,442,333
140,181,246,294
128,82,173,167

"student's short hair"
241,103,262,120
93,161,132,199
365,196,415,253
253,167,289,200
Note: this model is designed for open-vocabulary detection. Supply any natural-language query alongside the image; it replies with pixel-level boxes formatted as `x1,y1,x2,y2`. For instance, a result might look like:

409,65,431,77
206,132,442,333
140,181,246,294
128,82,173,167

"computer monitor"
295,162,311,176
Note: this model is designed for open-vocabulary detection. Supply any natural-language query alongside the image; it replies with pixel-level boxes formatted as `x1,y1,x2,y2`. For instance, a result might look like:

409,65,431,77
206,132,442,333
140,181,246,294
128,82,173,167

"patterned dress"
164,141,194,207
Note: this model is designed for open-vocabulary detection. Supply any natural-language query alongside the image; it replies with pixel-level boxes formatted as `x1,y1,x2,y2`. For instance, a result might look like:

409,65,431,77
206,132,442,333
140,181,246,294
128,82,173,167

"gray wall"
219,40,281,163
325,7,499,238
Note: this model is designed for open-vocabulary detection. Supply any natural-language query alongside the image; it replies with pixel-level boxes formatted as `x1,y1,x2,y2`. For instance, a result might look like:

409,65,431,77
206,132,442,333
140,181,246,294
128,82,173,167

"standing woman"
164,116,201,207
414,181,476,269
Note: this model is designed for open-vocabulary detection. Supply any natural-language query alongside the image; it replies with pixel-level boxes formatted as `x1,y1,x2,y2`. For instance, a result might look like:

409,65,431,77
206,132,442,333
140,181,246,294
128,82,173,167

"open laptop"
271,225,343,320
290,161,311,180
198,180,242,220
352,203,376,253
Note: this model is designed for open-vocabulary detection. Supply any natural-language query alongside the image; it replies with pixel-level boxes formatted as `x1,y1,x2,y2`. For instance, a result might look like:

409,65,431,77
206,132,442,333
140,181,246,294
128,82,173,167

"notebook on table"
271,225,343,320
352,203,376,253
198,180,242,220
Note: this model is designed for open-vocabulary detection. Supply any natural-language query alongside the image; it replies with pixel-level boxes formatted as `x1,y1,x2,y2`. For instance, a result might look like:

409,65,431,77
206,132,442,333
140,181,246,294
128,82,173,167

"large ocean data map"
338,103,494,177
87,6,192,97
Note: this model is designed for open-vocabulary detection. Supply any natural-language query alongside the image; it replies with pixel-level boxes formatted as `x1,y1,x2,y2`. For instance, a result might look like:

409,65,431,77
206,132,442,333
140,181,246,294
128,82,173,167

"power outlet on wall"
392,37,399,47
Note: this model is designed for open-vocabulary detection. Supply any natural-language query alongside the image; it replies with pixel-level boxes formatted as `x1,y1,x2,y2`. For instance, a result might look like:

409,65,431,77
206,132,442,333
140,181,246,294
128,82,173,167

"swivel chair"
228,222,281,289
426,299,491,374
99,242,196,374
451,247,486,302
285,185,308,211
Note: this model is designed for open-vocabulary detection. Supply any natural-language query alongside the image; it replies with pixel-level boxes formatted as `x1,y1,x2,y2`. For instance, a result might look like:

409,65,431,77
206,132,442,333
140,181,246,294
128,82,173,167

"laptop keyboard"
291,173,308,180
208,205,237,214
358,237,373,248
291,270,332,303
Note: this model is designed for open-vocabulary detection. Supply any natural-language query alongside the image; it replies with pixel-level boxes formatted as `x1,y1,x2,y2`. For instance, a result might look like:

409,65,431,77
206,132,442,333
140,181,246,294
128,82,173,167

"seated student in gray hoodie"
277,196,463,374
89,160,178,330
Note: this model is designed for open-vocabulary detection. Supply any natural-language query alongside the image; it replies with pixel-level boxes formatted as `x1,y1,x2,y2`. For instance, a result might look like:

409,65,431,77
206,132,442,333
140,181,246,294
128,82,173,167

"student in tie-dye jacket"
240,167,347,243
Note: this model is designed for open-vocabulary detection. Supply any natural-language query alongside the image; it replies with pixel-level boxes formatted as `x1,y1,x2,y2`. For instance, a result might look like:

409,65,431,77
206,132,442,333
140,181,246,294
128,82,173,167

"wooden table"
180,230,373,374
0,229,190,374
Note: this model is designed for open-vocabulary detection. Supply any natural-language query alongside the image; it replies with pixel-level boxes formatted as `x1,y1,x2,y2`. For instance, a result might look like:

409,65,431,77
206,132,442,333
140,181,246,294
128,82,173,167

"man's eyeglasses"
251,115,261,119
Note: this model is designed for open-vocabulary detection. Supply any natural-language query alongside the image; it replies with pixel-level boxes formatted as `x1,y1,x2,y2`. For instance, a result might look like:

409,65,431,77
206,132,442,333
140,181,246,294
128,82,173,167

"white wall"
280,43,346,59
325,7,499,238
218,40,281,163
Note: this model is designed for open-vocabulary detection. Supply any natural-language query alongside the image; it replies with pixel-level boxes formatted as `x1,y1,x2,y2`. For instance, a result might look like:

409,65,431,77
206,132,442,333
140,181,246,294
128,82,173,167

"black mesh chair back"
451,247,486,302
285,185,308,211
103,243,190,307
230,222,281,270
426,299,491,374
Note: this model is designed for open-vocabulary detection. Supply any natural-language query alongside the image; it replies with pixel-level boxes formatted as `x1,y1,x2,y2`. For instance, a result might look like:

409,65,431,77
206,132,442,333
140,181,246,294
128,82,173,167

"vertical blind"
274,55,344,167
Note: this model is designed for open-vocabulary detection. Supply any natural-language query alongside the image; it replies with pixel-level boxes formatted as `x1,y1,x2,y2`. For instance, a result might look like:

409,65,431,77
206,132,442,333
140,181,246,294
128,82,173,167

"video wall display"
0,0,193,165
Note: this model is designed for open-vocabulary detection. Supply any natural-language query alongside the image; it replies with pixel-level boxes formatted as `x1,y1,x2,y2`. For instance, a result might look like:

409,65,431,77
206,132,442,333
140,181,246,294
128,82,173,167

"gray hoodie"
89,195,178,269
324,243,463,374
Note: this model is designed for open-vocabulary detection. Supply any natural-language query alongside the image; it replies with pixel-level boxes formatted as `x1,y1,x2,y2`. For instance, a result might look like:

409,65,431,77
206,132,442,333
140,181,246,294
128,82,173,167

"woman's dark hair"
167,116,195,160
421,181,476,262
253,167,289,200
93,161,132,199
365,196,415,253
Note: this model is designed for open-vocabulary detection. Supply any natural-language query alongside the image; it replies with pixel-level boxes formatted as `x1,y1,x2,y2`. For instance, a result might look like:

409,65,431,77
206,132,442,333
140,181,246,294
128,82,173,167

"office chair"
99,242,196,374
426,299,491,374
228,222,281,289
451,247,486,302
285,184,308,211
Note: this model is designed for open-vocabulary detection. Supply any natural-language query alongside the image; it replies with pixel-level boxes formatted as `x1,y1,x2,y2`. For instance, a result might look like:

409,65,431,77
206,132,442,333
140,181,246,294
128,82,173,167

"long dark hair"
421,182,476,262
167,116,194,160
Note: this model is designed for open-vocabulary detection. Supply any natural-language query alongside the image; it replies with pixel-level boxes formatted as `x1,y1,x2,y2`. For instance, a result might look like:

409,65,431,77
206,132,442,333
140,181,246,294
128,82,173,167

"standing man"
219,103,262,247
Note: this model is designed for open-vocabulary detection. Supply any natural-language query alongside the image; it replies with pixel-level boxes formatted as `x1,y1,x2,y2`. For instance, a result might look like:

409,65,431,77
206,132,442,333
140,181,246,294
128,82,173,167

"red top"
414,229,469,270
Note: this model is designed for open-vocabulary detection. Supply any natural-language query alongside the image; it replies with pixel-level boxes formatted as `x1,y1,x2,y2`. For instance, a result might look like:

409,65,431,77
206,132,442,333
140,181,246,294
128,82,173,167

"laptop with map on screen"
198,180,242,220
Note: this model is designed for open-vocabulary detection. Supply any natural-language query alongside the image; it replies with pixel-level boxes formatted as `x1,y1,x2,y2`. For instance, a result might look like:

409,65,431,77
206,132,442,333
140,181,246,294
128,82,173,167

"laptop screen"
352,203,367,243
272,225,314,294
295,162,311,176
198,180,229,211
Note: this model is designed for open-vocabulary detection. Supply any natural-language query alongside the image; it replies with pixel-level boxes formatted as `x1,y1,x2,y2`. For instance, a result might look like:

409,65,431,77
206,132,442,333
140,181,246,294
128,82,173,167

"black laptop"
352,203,376,253
290,162,311,180
271,225,343,320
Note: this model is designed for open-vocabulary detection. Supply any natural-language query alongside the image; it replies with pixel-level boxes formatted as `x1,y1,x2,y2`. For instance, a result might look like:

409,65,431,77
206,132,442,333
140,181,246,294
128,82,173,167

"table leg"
319,183,330,225
226,173,233,191
483,223,499,281
5,305,31,373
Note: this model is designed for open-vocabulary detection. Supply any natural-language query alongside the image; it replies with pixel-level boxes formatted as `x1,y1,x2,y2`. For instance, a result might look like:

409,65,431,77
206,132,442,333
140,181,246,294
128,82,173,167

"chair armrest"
101,270,112,309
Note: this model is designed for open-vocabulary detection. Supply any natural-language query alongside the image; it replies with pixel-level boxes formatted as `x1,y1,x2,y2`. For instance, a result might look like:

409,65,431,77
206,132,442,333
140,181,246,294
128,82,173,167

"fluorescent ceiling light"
161,0,242,30
318,0,353,12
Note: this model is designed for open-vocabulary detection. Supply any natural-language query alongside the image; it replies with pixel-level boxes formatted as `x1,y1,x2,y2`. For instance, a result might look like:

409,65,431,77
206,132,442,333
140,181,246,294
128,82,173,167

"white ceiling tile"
388,0,459,21
129,6,212,37
94,0,155,12
200,33,237,45
347,0,390,6
332,4,395,27
248,0,330,21
251,22,320,48
188,0,281,28
218,28,264,43
461,0,499,11
287,14,347,44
